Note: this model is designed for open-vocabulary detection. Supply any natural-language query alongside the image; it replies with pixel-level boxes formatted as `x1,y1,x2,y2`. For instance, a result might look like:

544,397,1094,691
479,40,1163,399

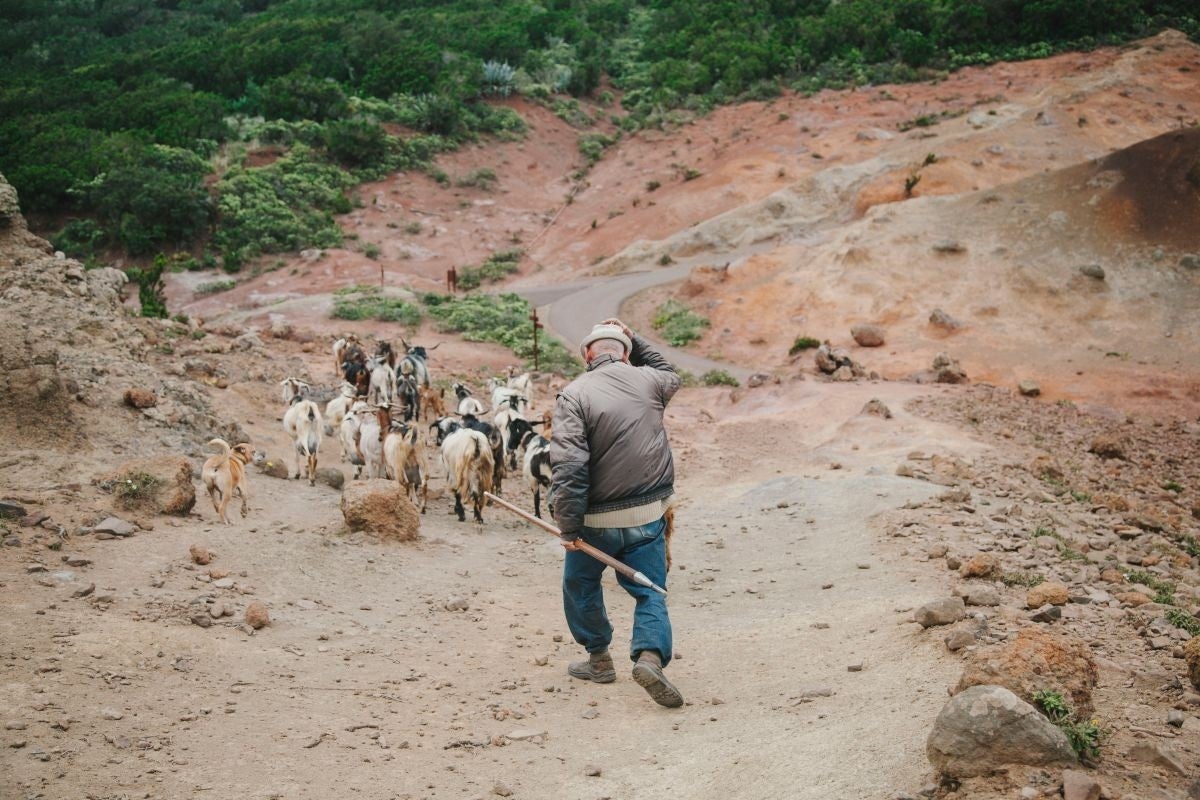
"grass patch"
113,471,160,510
1122,568,1176,605
1166,608,1200,637
652,299,709,347
788,336,820,355
457,168,498,190
702,369,740,387
1033,690,1105,765
1162,479,1184,493
196,279,235,296
421,292,580,376
1183,535,1200,559
331,286,421,324
578,132,619,166
1001,571,1045,588
458,249,522,291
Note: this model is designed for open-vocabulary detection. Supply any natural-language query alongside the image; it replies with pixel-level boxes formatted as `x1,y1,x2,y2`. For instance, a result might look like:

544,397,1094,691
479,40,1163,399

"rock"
932,239,966,254
915,597,966,628
65,555,91,567
1167,709,1184,728
340,480,420,541
1062,769,1101,800
1088,434,1127,460
190,612,213,628
1026,582,1069,608
584,764,602,777
257,459,290,480
861,398,892,419
101,708,123,721
231,332,264,351
93,516,136,537
1185,636,1200,690
814,341,863,376
71,582,95,598
851,324,886,347
960,553,998,579
1030,604,1062,623
244,601,270,629
445,596,469,612
945,626,980,651
933,352,968,384
963,586,1000,607
209,602,226,619
189,545,212,565
315,468,344,491
929,308,963,331
1099,568,1125,584
1127,742,1187,775
1078,264,1105,280
746,372,772,388
212,577,234,589
797,685,835,699
493,782,513,797
1115,591,1150,607
1179,253,1199,270
0,501,27,520
1018,380,1041,397
955,629,1098,715
122,388,157,409
95,457,196,516
5,720,26,730
927,543,949,559
926,685,1076,778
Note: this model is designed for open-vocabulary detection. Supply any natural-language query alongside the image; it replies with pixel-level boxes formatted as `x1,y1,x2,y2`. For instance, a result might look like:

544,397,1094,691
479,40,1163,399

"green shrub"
331,286,421,324
362,243,382,260
702,369,740,387
112,471,160,509
578,132,619,166
196,279,236,296
127,254,169,318
457,249,522,290
645,180,661,192
403,221,423,235
788,336,820,355
52,219,106,260
652,299,709,346
1001,571,1045,588
457,168,498,190
422,292,580,375
1166,608,1200,636
323,118,390,168
1032,690,1105,764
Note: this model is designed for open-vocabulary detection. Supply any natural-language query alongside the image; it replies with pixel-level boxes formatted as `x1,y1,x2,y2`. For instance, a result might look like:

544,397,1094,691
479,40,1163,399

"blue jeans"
562,516,672,667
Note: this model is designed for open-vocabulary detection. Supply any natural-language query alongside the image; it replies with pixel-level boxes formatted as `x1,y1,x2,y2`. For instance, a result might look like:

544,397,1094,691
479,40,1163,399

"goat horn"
427,341,444,351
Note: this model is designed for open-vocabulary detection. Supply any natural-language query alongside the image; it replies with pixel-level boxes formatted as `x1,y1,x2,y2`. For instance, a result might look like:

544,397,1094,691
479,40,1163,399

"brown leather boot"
567,650,616,683
631,650,684,708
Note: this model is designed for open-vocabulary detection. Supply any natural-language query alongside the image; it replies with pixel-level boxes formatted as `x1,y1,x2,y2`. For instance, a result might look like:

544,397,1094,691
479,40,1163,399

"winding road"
514,264,754,381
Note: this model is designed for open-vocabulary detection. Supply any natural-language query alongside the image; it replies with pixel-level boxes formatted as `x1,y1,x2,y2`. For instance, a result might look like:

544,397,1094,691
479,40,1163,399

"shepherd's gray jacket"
550,335,680,536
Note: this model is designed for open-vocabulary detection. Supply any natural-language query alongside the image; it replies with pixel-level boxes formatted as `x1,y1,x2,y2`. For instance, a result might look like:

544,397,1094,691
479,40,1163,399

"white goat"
453,382,485,416
283,397,322,485
356,405,392,480
324,383,357,447
280,376,310,404
367,359,396,408
440,428,494,524
340,400,369,479
506,366,534,410
384,424,428,513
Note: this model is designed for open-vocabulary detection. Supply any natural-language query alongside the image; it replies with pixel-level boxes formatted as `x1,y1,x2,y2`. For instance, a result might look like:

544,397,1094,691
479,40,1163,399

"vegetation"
1000,571,1045,588
1,0,1196,270
196,279,236,296
457,249,523,291
789,336,820,355
113,471,161,509
1122,568,1176,605
702,369,740,387
330,286,422,324
1033,689,1105,764
128,255,169,318
457,167,498,190
1166,608,1200,637
652,300,709,346
422,293,580,375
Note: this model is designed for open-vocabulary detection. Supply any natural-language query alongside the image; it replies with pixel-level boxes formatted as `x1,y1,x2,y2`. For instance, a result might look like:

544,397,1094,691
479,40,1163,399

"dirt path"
3,367,984,799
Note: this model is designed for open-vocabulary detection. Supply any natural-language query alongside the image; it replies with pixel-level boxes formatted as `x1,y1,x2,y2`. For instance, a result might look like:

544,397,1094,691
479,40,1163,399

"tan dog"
202,438,254,525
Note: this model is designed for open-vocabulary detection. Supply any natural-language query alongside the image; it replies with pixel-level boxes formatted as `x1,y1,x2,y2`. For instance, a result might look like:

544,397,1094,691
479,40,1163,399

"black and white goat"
452,382,485,416
507,417,553,519
432,414,504,496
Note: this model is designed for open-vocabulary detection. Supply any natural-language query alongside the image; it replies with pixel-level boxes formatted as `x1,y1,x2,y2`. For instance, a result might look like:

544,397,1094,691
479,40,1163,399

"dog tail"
207,438,231,458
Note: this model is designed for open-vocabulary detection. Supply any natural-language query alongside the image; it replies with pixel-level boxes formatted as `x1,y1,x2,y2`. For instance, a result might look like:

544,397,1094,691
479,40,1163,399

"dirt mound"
341,479,420,541
95,457,197,517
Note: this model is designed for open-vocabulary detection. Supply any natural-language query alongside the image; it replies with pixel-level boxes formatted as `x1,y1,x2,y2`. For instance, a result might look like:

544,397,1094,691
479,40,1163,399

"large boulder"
926,685,1077,778
954,628,1098,715
933,352,968,384
95,457,196,517
850,324,886,347
341,479,420,541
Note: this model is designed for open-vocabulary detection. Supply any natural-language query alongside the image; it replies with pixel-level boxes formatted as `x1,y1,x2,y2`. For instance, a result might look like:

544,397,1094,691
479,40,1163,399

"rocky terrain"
4,31,1200,800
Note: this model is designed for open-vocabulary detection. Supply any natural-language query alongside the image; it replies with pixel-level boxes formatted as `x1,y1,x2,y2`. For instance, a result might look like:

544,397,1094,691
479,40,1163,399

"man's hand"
601,317,633,339
560,535,582,551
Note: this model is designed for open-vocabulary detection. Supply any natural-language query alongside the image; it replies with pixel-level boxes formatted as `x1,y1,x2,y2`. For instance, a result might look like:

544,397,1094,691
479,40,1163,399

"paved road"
512,264,753,381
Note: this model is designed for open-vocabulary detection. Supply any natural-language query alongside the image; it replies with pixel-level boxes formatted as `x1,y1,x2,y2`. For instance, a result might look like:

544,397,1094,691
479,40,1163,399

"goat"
396,373,420,422
356,404,392,480
376,340,397,369
506,366,534,410
342,360,370,398
452,382,484,416
324,383,357,449
399,339,440,388
508,417,553,519
384,423,428,513
341,400,369,479
419,385,447,420
432,414,504,495
490,385,524,416
492,395,526,470
367,358,396,407
440,428,494,524
283,396,322,486
280,377,310,405
332,335,360,378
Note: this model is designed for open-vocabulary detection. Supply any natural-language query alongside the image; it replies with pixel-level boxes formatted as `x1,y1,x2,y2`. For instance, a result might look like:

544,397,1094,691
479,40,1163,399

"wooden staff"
484,492,667,596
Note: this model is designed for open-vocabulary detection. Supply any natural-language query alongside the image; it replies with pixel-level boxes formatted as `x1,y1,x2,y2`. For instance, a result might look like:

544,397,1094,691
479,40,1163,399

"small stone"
945,628,978,651
123,388,157,409
315,468,345,490
493,782,513,797
190,612,213,628
212,577,234,589
5,721,26,731
851,324,886,347
1128,742,1187,774
1078,264,1105,280
927,544,949,559
1166,709,1184,728
1115,591,1150,607
72,583,95,598
209,602,227,619
0,501,28,520
861,398,892,419
962,585,1000,607
101,708,123,720
1030,604,1062,623
847,662,864,672
929,308,962,330
932,239,965,254
244,601,270,629
581,708,599,720
445,596,469,612
189,545,212,565
1026,582,1069,608
1062,769,1100,800
959,553,998,578
93,517,136,537
914,597,966,628
64,555,91,567
1018,380,1041,397
584,765,602,777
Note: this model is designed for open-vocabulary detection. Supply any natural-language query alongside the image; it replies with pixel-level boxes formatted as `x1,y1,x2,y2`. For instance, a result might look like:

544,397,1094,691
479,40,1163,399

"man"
549,317,683,708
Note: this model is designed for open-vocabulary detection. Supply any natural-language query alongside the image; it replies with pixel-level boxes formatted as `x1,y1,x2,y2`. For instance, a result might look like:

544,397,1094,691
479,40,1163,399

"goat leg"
454,491,466,522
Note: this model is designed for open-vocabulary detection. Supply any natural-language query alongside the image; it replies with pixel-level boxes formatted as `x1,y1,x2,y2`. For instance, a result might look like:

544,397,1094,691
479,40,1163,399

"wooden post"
446,267,457,295
530,309,543,372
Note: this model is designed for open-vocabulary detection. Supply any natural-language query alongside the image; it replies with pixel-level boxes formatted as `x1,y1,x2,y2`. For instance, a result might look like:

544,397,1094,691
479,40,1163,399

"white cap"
579,323,632,358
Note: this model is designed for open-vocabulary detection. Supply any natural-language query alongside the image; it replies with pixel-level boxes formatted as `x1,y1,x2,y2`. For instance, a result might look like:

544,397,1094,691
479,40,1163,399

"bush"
196,279,236,295
323,118,390,168
788,336,820,355
127,254,169,318
1166,608,1200,637
578,132,618,165
113,471,160,509
457,168,498,190
422,292,580,375
331,286,422,324
52,219,106,260
652,300,709,346
702,369,740,387
458,249,522,290
1032,690,1105,765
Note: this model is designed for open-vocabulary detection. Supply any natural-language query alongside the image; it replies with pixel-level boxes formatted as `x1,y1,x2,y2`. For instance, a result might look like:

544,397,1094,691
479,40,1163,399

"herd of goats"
278,335,554,525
